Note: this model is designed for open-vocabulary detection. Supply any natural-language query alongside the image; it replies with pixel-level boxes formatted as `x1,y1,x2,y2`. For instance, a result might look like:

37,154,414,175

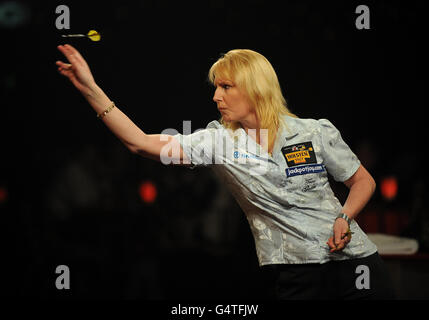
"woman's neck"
240,112,259,133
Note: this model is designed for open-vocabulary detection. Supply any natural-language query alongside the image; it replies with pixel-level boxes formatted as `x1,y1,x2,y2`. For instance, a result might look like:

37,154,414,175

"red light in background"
139,181,157,204
380,176,398,201
0,186,8,204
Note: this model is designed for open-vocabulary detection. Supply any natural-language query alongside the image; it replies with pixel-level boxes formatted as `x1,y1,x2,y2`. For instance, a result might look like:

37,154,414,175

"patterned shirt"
173,115,377,265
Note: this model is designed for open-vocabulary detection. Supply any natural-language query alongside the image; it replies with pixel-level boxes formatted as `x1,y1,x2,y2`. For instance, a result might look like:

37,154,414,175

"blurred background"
1,0,426,299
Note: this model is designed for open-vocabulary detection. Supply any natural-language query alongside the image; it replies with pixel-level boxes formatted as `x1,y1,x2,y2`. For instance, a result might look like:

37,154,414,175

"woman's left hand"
326,218,351,253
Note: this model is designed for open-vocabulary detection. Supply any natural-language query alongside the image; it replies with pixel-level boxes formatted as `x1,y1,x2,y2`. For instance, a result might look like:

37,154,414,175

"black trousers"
261,252,396,300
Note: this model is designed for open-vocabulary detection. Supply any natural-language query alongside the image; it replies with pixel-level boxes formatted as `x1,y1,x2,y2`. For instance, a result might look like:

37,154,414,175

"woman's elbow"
126,143,151,159
361,167,377,195
345,165,376,195
369,175,377,195
124,143,140,155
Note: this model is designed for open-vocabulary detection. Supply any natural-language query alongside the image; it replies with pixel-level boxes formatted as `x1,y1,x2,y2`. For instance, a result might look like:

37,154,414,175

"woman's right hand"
56,44,96,95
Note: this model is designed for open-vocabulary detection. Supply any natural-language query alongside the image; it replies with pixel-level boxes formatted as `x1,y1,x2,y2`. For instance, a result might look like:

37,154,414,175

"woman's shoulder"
283,115,329,132
284,115,320,132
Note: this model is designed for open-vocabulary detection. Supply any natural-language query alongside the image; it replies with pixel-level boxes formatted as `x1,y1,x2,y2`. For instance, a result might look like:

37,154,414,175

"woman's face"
213,78,254,123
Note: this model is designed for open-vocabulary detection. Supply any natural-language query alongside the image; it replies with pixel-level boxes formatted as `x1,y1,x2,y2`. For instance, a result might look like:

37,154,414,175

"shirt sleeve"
172,120,221,169
318,119,361,182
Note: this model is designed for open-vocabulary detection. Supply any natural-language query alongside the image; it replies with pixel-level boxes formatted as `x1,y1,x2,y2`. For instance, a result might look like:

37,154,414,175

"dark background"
1,0,426,299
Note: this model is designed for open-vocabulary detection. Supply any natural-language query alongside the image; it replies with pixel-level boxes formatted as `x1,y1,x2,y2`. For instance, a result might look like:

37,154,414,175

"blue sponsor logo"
286,164,326,177
233,151,261,160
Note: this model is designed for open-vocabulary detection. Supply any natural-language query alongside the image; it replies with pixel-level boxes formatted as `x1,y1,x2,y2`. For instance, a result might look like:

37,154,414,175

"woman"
56,45,395,299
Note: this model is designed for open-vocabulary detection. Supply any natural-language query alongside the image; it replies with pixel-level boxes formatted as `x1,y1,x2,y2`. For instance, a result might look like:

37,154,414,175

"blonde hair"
208,49,297,152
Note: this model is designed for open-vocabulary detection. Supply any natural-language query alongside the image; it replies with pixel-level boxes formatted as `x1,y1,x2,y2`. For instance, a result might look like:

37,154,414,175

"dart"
61,30,101,41
341,230,354,240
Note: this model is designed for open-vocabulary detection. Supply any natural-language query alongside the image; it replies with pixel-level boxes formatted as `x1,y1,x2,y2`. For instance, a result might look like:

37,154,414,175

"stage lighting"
380,176,398,201
139,181,157,204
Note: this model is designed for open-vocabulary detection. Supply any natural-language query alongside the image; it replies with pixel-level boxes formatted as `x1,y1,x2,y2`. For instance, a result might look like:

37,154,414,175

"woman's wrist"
84,83,108,105
81,83,113,116
336,213,352,226
82,82,101,99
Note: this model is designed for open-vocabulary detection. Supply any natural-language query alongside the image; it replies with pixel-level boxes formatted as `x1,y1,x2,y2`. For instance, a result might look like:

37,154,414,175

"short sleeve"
172,120,222,169
318,119,361,182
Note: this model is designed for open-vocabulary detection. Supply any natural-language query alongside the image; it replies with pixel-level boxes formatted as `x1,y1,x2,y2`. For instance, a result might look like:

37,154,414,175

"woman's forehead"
215,77,234,85
212,64,233,82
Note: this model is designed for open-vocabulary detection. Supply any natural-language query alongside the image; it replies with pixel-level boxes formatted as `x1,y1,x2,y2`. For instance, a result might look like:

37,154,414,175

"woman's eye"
222,84,231,89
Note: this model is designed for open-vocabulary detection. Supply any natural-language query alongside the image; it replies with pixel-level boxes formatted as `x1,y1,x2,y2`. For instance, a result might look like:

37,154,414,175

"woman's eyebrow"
216,80,233,86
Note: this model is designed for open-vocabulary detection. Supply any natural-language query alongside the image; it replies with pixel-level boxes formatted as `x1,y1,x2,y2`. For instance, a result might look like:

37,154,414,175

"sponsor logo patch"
281,141,317,167
286,164,326,178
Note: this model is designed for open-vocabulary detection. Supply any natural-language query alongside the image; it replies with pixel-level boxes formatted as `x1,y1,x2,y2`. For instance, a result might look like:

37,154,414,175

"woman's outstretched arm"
56,44,187,163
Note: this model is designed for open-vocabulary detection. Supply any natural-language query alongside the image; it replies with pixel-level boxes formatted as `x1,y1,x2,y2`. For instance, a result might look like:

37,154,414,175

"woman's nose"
213,87,222,102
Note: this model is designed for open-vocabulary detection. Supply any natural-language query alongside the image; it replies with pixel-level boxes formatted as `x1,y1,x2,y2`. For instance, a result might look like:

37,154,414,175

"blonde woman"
56,45,395,300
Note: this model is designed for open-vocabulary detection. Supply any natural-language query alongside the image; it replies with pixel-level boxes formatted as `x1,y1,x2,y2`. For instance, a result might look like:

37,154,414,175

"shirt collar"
275,116,300,151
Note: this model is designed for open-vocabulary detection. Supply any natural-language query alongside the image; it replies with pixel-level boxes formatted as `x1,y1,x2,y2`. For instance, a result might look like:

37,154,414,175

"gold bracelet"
97,101,116,119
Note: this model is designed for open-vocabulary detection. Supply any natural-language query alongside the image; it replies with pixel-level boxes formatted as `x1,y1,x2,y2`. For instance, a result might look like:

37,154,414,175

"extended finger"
56,61,72,69
58,67,71,77
64,44,86,64
57,45,71,60
58,45,79,66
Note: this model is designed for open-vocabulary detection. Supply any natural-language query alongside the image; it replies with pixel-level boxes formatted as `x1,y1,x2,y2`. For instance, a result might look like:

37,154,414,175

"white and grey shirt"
173,115,377,266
